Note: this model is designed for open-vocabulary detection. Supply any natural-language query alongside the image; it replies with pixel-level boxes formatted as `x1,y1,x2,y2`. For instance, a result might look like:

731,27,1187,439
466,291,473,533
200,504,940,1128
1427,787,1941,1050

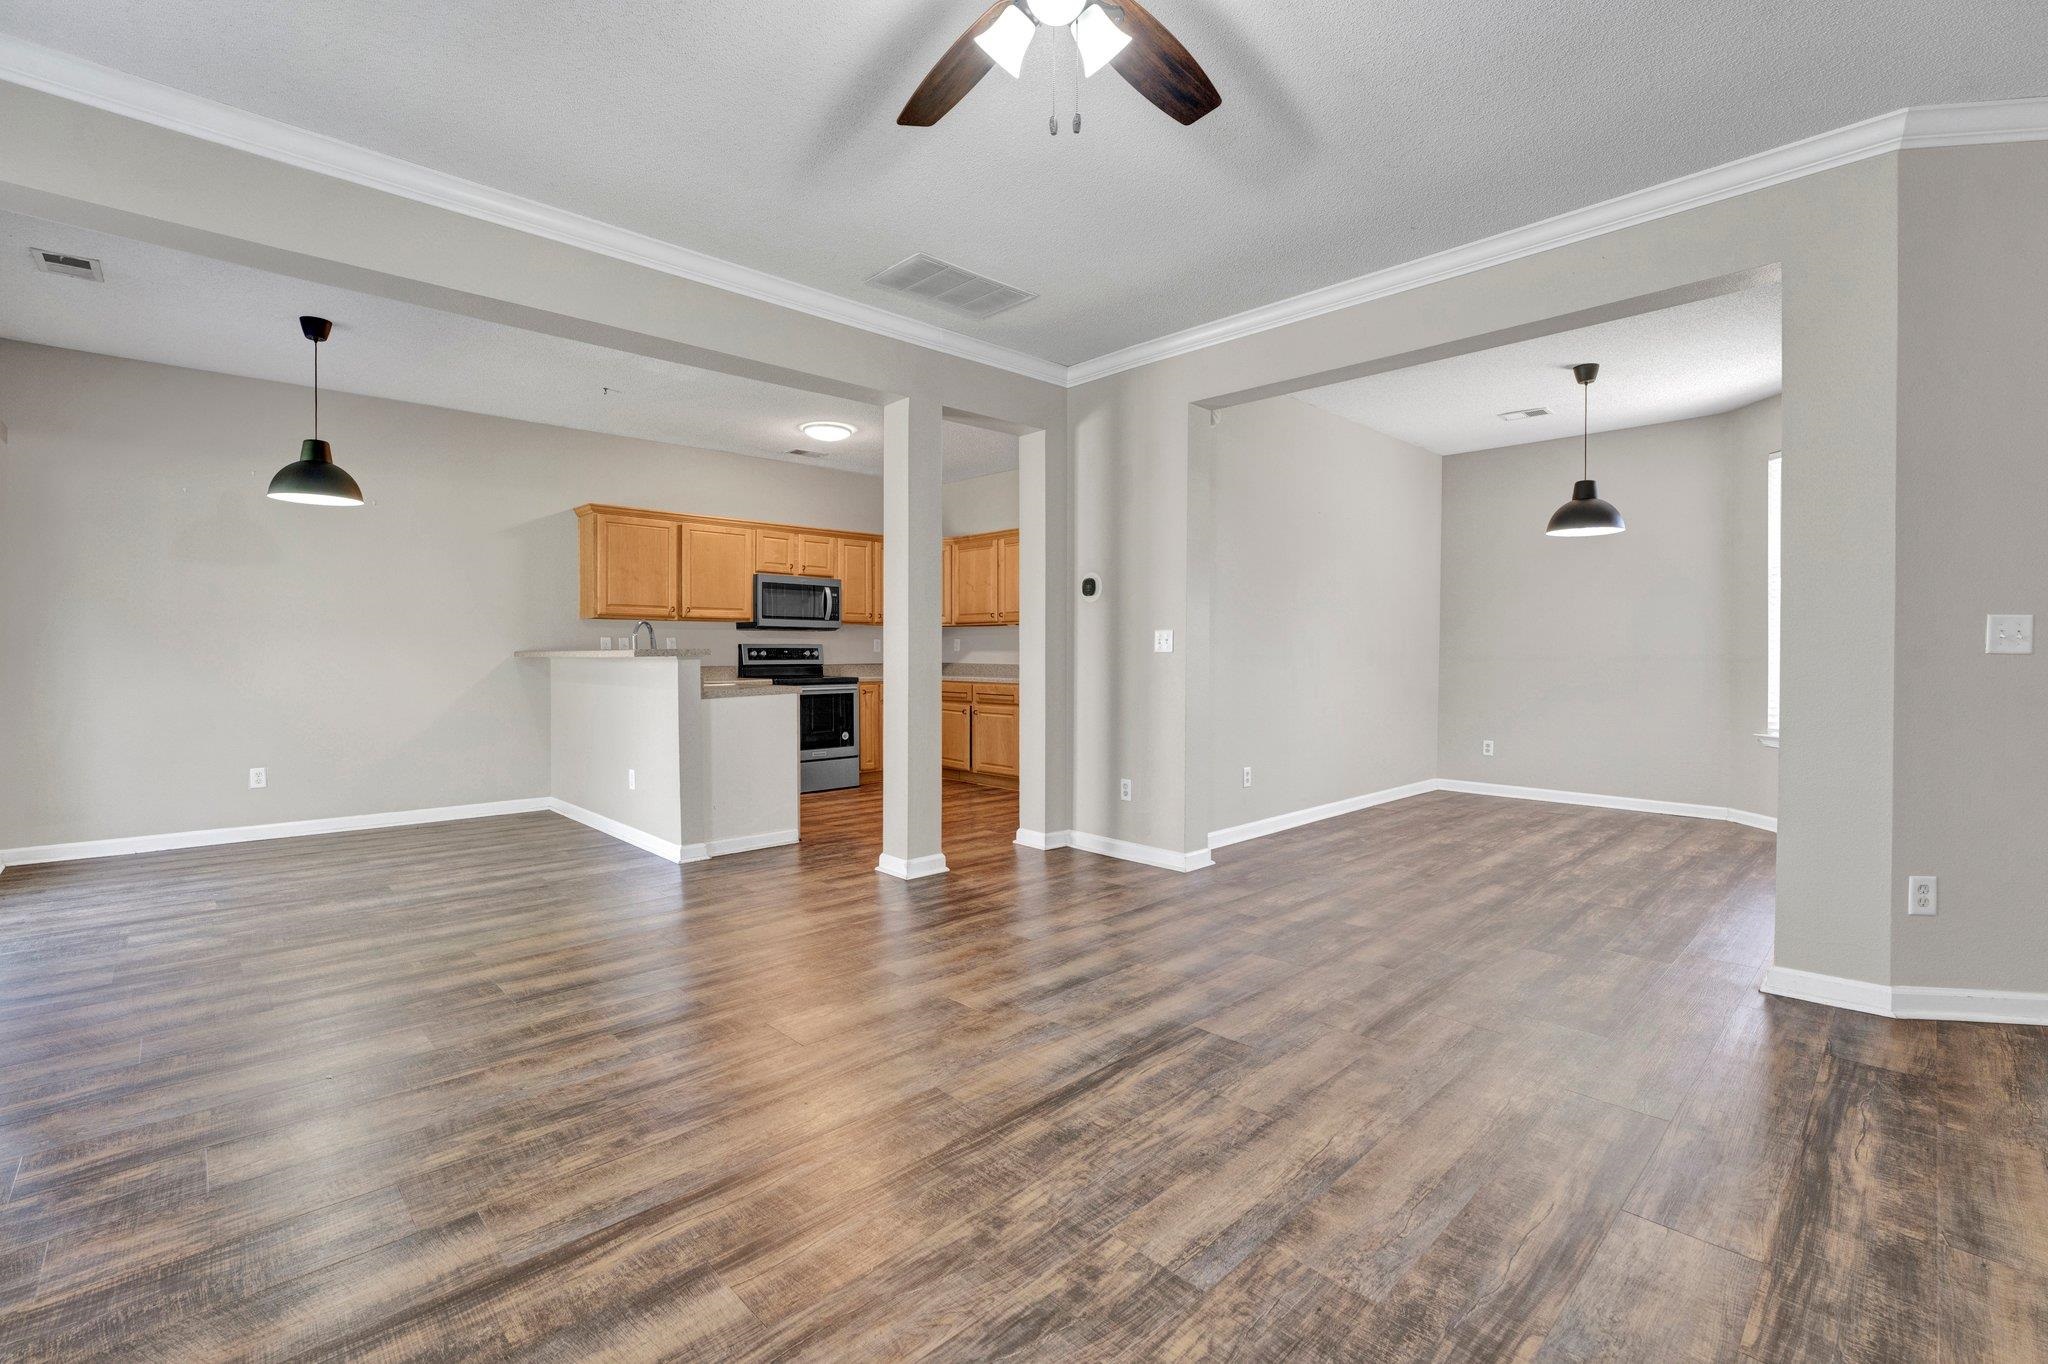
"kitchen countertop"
516,649,783,700
515,648,713,660
835,663,1020,683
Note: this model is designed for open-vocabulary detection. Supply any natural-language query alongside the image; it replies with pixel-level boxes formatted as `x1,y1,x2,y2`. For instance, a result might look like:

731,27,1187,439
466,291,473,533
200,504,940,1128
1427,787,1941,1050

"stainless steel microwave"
741,573,841,630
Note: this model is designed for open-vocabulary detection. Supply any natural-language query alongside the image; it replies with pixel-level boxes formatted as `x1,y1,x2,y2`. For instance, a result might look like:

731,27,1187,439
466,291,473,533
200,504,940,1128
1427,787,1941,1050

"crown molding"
1065,96,2048,386
0,36,1070,388
5,35,2046,394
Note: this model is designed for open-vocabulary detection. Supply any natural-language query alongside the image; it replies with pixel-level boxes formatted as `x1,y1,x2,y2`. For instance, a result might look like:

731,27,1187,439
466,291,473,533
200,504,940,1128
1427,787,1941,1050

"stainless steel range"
737,644,860,793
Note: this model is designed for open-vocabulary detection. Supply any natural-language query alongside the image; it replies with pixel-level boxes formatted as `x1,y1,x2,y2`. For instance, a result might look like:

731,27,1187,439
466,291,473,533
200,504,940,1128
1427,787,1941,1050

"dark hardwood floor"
2,785,2043,1361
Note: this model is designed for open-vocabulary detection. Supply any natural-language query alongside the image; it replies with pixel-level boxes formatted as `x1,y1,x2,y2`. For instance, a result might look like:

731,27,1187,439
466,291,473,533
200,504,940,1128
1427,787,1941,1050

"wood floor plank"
2,782,2039,1359
1534,1212,1761,1362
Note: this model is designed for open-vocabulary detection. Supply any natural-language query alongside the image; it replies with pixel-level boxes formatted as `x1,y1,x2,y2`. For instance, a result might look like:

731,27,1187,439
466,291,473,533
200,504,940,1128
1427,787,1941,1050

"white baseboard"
545,799,705,864
1759,965,1896,1017
1763,965,2048,1026
1067,831,1214,873
707,829,799,857
0,797,551,869
1436,780,1777,832
876,853,950,880
1891,984,2048,1026
1208,779,1440,850
1014,828,1074,850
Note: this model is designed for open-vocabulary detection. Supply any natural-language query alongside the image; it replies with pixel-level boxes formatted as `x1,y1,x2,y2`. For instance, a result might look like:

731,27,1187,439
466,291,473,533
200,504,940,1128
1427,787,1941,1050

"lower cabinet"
969,684,1019,777
941,683,973,771
858,681,883,774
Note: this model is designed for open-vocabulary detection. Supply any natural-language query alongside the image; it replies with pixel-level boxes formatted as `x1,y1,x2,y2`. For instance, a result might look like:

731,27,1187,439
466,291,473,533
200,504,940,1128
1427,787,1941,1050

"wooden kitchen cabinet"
837,537,879,625
576,506,883,624
969,683,1019,777
950,535,1002,623
796,533,837,578
757,527,798,576
942,542,958,626
997,532,1020,623
859,680,882,774
941,688,972,771
676,520,757,621
579,511,679,619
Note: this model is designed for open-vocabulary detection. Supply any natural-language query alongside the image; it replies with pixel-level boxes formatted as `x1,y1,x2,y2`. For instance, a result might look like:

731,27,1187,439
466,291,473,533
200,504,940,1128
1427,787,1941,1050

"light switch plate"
1986,614,2033,654
1153,630,1174,653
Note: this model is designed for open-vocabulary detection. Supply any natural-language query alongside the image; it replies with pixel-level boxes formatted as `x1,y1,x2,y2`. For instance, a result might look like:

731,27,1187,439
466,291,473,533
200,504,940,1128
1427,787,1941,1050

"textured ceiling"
0,210,1017,480
3,1,2044,365
1295,283,1781,455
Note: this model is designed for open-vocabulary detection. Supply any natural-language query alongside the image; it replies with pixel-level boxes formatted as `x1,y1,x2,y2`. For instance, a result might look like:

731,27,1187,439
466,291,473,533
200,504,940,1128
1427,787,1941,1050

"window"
1766,454,1782,737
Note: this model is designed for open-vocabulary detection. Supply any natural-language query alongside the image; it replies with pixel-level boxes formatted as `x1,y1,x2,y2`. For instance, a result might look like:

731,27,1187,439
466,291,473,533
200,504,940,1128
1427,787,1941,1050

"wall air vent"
30,248,104,282
866,253,1035,319
1497,407,1550,422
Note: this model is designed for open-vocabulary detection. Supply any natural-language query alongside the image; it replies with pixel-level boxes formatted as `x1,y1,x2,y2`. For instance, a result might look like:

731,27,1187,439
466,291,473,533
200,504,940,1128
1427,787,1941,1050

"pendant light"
1544,362,1624,537
266,316,364,506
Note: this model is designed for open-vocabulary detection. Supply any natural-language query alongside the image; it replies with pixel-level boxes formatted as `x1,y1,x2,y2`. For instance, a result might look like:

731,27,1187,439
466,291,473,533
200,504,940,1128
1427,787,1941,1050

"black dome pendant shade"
267,316,364,506
1545,362,1624,537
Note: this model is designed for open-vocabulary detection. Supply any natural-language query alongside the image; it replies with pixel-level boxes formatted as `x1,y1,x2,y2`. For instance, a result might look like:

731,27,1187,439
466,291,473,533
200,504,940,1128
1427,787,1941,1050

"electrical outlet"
627,768,637,791
952,637,961,653
664,637,676,650
248,767,267,789
1907,875,1937,916
873,637,883,653
1986,614,2034,654
599,636,614,651
1120,778,1132,802
1242,766,1253,788
1482,739,1495,757
1153,629,1174,653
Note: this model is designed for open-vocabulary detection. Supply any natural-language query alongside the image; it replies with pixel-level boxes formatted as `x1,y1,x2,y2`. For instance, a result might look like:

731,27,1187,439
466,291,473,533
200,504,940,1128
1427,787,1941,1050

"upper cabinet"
757,527,798,576
677,520,757,621
837,537,880,625
580,511,679,619
575,505,885,623
796,533,837,578
943,529,1021,627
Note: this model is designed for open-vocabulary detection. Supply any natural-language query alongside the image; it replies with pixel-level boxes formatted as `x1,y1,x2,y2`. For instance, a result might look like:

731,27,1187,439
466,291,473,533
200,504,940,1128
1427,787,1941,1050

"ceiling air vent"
30,248,104,282
866,253,1035,319
1497,407,1550,422
784,448,831,458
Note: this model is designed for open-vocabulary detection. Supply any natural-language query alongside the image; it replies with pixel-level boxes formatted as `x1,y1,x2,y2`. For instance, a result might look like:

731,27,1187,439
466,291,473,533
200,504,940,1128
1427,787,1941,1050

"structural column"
878,395,947,878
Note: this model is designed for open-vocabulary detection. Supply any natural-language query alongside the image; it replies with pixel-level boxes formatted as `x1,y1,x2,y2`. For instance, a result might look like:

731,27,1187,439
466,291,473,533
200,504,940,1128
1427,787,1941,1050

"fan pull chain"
1072,25,1083,133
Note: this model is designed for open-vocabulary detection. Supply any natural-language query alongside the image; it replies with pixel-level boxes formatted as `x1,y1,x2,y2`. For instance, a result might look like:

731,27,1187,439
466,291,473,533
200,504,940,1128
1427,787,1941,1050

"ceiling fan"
898,0,1221,129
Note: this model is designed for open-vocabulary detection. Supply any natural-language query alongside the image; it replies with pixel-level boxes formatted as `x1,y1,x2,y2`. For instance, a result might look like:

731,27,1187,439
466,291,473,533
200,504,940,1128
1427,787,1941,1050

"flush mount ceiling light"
799,421,856,443
1545,363,1625,537
266,316,364,507
903,0,1219,132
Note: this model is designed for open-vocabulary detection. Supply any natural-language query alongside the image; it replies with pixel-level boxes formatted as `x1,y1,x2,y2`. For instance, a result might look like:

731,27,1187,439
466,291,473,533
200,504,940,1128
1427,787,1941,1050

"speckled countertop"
515,648,714,660
834,663,1020,683
516,649,786,700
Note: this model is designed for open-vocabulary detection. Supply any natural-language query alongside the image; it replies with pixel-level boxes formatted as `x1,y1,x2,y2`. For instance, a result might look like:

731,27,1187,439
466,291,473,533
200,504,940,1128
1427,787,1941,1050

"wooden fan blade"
898,0,1017,126
1106,0,1221,125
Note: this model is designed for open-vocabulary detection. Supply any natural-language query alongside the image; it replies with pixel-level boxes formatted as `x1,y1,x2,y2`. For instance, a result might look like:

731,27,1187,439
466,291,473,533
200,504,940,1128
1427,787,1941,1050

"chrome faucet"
632,621,656,653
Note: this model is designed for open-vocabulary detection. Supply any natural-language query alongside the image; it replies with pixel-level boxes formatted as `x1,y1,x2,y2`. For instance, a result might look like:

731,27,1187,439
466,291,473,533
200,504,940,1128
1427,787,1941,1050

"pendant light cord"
1582,379,1588,480
311,335,320,441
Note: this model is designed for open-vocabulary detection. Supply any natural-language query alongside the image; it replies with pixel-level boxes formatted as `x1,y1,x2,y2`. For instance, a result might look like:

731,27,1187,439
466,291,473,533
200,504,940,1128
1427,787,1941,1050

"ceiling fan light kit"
972,3,1036,78
900,0,1218,129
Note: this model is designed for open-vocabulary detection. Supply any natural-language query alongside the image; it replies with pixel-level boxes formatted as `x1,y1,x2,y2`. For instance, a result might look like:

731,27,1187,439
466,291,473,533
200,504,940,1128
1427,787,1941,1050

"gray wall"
1209,396,1441,833
1439,398,1780,817
1892,143,2048,992
0,340,886,849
